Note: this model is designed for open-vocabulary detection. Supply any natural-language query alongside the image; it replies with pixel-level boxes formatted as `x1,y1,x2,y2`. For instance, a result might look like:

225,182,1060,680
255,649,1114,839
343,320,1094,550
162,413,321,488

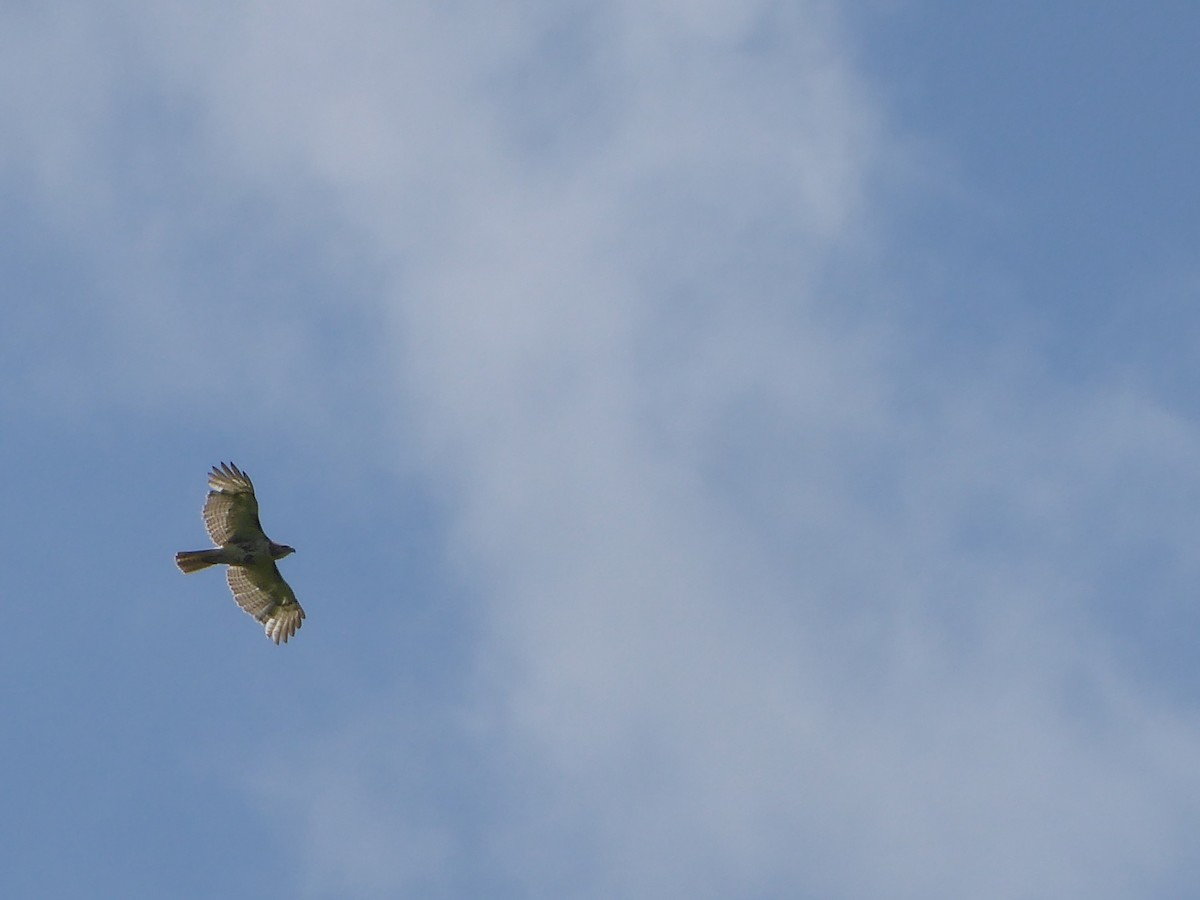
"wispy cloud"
198,2,1200,897
6,2,1200,897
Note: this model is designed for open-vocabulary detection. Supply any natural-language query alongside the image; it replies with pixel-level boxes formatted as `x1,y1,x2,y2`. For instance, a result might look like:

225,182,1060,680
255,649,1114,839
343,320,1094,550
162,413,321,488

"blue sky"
3,2,1200,897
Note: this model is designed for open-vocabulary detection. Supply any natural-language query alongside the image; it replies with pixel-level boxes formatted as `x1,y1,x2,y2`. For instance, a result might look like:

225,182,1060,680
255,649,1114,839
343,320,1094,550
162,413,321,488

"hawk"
176,462,305,644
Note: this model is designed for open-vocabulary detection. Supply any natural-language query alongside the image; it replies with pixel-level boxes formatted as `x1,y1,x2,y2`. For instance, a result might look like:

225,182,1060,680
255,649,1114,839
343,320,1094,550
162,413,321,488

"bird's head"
270,542,296,560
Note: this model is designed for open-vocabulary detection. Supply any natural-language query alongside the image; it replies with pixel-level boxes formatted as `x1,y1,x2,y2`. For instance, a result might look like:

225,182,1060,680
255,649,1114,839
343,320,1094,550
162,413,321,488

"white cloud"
216,0,1200,894
7,1,1200,897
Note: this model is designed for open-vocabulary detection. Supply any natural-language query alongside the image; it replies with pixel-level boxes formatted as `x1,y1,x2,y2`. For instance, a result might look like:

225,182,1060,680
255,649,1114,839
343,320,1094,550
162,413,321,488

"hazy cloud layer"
5,2,1200,898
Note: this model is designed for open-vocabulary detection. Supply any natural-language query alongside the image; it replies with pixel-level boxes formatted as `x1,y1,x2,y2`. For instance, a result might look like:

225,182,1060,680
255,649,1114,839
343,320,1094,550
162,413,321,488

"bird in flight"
176,462,305,644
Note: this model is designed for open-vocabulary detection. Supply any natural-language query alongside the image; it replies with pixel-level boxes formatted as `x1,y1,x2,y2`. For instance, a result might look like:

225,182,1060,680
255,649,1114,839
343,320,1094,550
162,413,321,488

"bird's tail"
176,550,222,574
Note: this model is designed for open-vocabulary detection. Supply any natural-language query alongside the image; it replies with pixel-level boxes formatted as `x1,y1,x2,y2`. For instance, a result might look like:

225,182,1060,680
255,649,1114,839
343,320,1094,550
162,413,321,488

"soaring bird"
176,462,305,644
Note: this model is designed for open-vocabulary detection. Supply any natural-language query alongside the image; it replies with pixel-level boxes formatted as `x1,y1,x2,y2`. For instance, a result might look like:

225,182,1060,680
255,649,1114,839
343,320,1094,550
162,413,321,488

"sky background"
3,2,1200,897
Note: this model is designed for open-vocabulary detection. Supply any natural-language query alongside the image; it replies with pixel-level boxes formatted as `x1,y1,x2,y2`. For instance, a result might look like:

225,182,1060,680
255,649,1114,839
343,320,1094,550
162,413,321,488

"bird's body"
176,462,305,644
174,542,279,571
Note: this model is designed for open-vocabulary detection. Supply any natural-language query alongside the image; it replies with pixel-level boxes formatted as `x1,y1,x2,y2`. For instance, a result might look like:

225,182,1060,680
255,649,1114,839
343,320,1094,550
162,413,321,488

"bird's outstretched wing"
227,563,306,644
203,462,266,545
